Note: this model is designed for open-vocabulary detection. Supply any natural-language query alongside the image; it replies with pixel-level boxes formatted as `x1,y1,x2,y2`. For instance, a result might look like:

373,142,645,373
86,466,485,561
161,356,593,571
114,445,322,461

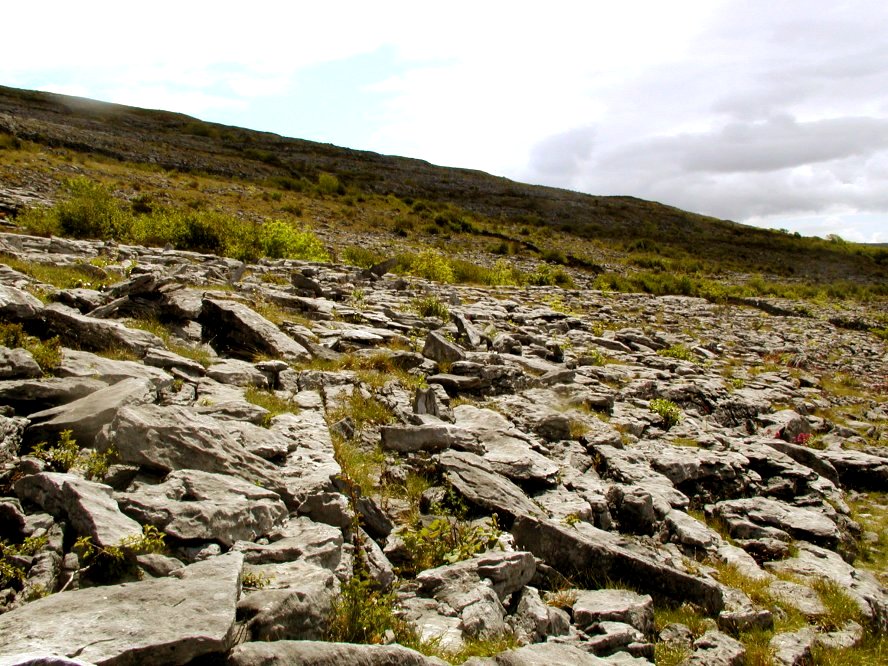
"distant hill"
0,84,885,289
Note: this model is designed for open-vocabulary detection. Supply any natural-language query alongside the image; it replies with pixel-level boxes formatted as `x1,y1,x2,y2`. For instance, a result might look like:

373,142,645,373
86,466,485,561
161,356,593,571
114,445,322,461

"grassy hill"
0,84,886,301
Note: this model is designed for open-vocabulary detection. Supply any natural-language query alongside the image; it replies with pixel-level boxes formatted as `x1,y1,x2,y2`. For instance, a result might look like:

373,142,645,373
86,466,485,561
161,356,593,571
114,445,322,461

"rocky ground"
0,231,885,666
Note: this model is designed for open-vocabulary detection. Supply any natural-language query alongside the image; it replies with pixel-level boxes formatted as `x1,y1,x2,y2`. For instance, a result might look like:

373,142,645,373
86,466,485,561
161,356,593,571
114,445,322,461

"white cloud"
3,1,888,242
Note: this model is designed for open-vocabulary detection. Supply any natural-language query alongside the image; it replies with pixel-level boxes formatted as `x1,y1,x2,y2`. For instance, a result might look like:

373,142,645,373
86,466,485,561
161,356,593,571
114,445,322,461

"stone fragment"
381,422,470,453
0,552,243,666
118,469,287,546
25,377,154,446
200,297,309,362
227,641,438,666
770,627,817,666
14,472,142,547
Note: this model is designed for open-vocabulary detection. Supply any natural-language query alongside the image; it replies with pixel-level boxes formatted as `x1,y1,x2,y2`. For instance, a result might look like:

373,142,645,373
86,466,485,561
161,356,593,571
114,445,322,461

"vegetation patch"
0,322,61,374
649,398,683,430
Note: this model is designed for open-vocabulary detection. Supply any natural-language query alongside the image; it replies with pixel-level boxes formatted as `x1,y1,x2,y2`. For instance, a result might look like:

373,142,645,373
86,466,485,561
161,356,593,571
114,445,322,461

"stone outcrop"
0,230,884,665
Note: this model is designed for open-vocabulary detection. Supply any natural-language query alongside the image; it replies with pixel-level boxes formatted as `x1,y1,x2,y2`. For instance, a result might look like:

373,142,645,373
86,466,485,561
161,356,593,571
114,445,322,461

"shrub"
326,575,415,644
0,322,61,374
400,516,501,575
29,430,117,480
649,398,682,430
317,172,342,195
258,219,330,261
408,249,454,283
55,177,127,239
412,295,450,321
657,344,696,362
73,525,166,582
0,535,48,588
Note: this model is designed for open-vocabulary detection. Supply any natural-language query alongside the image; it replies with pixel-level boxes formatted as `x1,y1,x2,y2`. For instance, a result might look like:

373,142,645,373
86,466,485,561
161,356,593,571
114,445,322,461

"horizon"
4,1,886,243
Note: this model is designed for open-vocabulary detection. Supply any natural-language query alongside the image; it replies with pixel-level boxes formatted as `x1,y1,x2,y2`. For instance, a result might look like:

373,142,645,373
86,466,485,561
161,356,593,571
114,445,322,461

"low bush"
258,219,330,261
649,398,682,430
400,516,501,575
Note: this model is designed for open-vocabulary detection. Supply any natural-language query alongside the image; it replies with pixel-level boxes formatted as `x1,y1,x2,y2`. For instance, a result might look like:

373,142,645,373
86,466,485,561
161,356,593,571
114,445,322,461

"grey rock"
464,643,610,665
200,297,310,362
227,640,439,666
233,515,343,570
512,517,724,614
713,497,840,550
97,404,298,508
0,415,27,464
118,469,288,546
572,589,654,636
25,377,154,446
238,561,338,641
423,331,466,364
14,472,142,547
0,552,243,666
510,586,570,644
0,347,42,380
685,629,746,666
0,377,108,415
438,450,547,522
0,285,43,319
765,542,887,629
381,422,471,453
143,347,206,376
206,358,269,387
40,302,164,356
58,349,171,387
770,627,817,666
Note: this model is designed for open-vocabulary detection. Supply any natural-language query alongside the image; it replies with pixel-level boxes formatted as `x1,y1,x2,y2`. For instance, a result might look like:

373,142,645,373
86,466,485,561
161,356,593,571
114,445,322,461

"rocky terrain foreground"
0,231,885,666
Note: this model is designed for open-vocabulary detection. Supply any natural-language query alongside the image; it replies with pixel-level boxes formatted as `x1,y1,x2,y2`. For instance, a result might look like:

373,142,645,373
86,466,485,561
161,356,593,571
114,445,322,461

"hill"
1,84,886,294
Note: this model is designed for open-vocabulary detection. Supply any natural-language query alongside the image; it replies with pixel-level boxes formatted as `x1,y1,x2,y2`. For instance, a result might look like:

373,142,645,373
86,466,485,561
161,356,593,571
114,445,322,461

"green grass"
243,387,300,425
650,398,683,429
658,344,696,362
0,254,118,291
848,491,888,586
0,322,61,374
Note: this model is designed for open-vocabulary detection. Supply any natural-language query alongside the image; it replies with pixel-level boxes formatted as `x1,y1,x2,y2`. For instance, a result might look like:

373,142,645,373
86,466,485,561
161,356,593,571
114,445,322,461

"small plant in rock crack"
400,515,501,575
657,344,696,362
0,535,48,588
411,294,450,321
72,525,165,582
29,430,118,480
649,398,682,430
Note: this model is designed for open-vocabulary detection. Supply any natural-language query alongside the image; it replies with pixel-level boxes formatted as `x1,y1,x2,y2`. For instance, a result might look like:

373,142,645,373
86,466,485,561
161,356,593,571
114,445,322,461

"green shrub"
657,344,696,362
29,430,117,480
258,219,329,261
649,398,682,430
412,295,450,321
0,534,48,588
408,249,454,283
0,322,61,374
74,525,166,582
400,516,501,575
326,575,416,644
341,246,384,268
55,177,127,239
317,172,342,195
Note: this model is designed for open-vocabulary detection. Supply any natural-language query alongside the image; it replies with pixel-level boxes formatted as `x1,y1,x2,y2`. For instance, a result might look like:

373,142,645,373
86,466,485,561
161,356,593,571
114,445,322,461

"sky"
3,1,887,243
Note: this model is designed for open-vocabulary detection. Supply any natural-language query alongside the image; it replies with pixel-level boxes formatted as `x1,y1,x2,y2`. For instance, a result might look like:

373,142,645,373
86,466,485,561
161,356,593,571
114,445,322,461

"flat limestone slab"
0,552,243,666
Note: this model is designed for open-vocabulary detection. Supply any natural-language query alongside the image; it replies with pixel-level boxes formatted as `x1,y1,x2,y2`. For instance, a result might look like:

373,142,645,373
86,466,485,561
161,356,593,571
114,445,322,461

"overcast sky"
4,1,887,242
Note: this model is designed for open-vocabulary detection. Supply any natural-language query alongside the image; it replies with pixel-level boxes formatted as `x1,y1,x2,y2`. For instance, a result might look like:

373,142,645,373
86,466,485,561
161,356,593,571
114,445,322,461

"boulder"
423,331,466,364
117,469,288,546
0,347,42,380
200,298,309,362
0,285,43,319
512,516,724,614
25,377,154,447
0,552,244,665
14,472,142,547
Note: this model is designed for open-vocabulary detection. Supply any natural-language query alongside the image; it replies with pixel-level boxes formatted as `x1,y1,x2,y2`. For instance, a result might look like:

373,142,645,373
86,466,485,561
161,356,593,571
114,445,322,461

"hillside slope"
1,84,886,286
